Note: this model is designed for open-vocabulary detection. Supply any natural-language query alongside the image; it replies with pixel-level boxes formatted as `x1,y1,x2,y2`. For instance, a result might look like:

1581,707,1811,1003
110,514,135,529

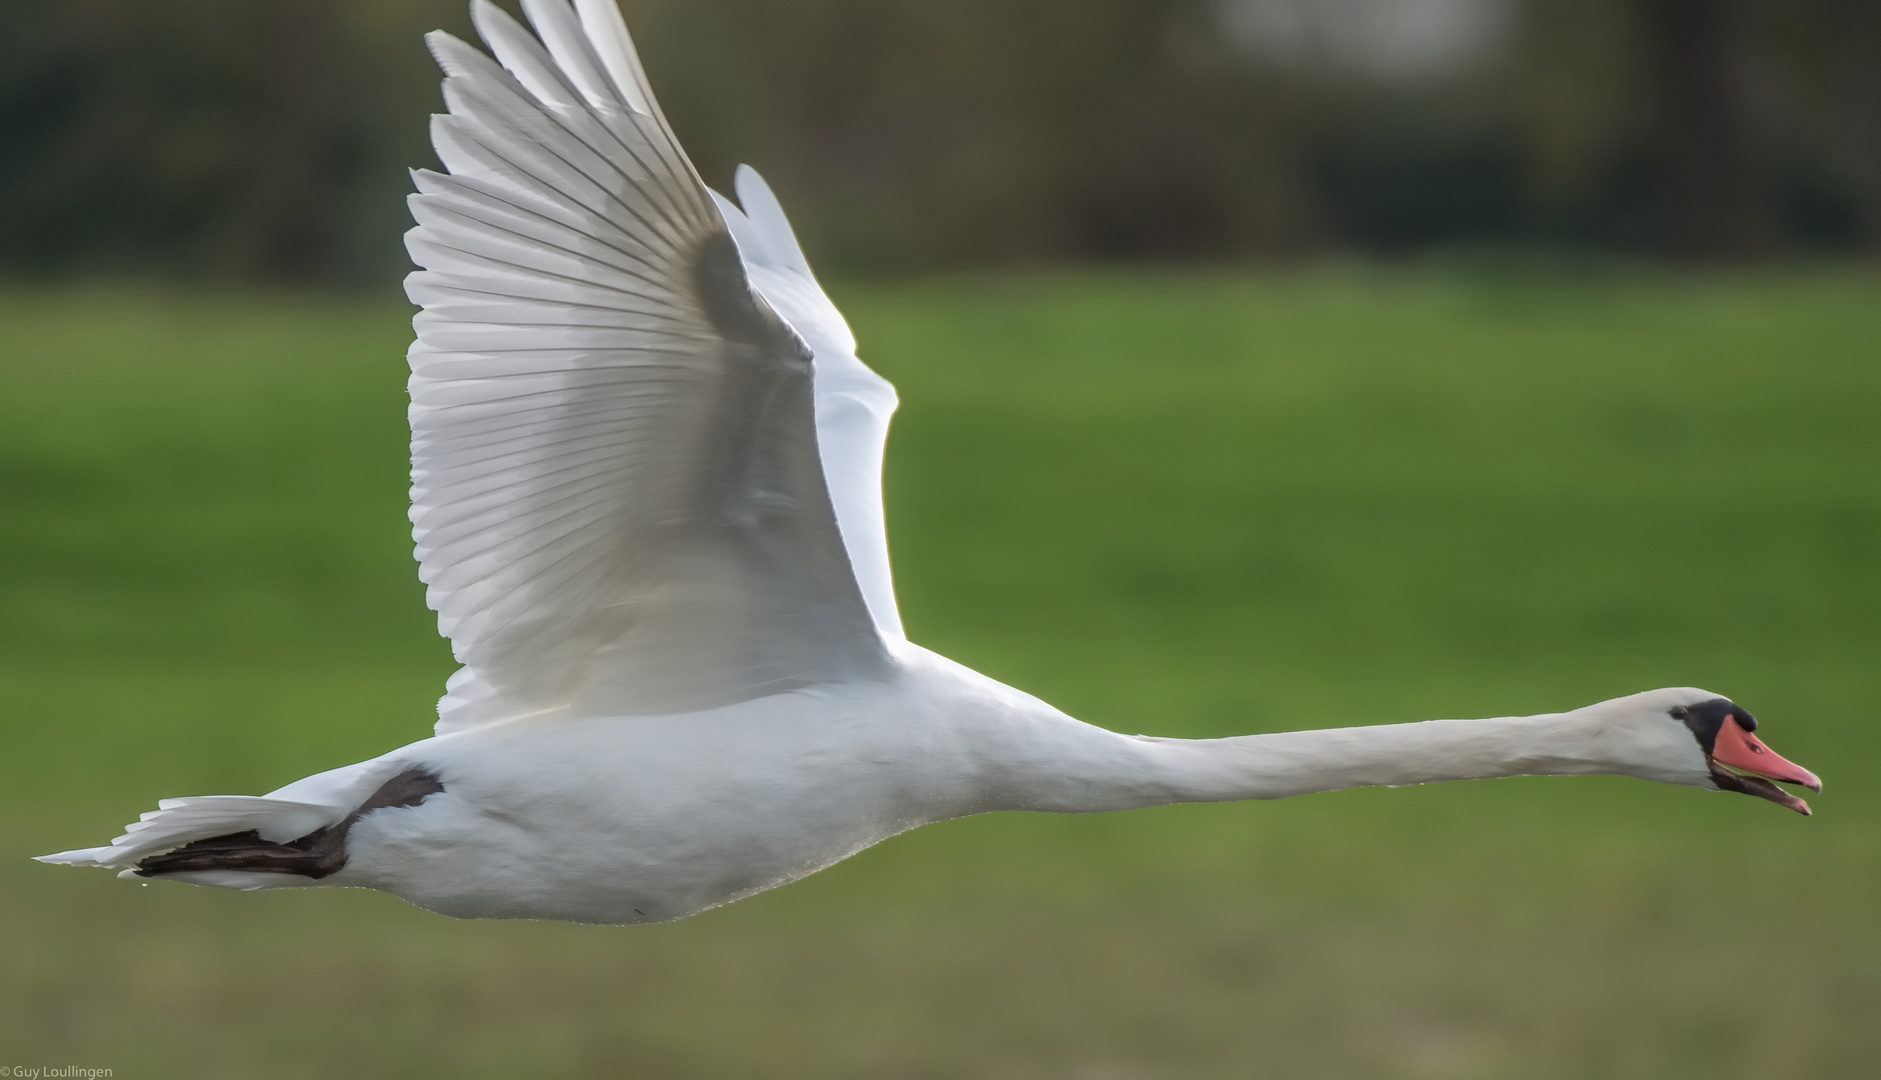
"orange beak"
1709,716,1821,815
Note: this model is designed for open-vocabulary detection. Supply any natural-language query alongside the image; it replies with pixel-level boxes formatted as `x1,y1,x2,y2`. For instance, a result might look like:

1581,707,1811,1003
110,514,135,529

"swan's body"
61,653,1790,925
38,0,1820,924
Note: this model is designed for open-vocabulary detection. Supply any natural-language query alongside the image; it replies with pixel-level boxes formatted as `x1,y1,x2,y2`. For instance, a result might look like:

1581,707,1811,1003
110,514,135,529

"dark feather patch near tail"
135,767,444,880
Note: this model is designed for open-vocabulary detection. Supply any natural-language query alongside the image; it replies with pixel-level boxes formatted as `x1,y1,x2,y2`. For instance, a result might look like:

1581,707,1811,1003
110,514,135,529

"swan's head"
1586,687,1821,814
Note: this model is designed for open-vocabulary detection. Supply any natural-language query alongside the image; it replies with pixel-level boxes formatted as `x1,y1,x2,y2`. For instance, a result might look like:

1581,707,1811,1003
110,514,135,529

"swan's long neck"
977,705,1630,814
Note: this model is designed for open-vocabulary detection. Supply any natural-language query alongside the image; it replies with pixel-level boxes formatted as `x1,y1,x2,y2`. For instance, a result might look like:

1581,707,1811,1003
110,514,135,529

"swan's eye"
1669,706,1688,719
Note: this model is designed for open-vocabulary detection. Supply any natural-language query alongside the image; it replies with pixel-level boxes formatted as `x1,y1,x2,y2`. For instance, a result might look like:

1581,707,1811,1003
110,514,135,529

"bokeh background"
3,1,1877,1077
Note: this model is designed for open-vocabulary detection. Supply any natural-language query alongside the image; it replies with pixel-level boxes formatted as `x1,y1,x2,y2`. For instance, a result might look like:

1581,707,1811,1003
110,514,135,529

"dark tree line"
1,0,1876,285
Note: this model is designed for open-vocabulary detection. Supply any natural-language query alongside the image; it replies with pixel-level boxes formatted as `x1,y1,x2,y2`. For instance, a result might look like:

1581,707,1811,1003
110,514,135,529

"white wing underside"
406,0,902,734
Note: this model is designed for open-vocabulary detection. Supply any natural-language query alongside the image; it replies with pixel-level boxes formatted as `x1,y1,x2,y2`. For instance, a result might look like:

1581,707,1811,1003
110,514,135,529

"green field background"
2,268,1876,1077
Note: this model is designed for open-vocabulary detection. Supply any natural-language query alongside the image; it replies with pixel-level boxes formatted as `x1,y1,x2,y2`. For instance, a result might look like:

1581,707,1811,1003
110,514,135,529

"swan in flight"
39,0,1820,924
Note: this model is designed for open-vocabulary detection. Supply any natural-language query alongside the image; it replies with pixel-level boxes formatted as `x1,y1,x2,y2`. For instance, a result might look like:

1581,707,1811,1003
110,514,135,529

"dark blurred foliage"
0,1,471,282
1,0,1878,285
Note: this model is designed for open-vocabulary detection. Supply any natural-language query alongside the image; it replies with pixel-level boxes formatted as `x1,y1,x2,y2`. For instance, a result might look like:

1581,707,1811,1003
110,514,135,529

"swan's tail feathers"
37,766,445,889
35,796,341,876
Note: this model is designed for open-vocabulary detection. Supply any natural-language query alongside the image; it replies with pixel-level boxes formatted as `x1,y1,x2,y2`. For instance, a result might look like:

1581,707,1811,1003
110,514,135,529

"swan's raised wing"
406,0,890,733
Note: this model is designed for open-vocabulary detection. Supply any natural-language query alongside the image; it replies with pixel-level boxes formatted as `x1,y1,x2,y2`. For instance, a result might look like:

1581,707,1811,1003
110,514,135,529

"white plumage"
37,0,1817,924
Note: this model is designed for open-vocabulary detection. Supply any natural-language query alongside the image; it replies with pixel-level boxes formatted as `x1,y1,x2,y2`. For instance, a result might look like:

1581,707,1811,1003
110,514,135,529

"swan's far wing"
407,0,888,733
710,167,904,642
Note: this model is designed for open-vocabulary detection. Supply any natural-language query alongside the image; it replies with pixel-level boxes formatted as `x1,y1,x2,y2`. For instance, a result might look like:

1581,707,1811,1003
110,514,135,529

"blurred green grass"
2,268,1877,1078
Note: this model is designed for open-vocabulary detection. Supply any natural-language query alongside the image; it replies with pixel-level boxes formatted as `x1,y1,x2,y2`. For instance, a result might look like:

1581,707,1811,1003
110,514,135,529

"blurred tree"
1639,0,1774,259
0,0,1870,284
1509,0,1650,240
633,0,1324,268
1810,0,1881,249
0,0,467,283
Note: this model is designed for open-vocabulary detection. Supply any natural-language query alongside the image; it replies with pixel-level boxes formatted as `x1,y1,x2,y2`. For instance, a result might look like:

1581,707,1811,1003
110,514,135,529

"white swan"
38,0,1821,925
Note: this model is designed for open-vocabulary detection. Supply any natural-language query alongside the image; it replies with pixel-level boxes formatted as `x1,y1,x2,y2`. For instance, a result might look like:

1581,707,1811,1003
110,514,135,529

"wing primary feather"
471,0,583,109
411,192,684,296
426,29,493,80
426,31,516,89
518,0,622,110
572,0,659,117
451,97,706,260
427,33,705,248
407,232,685,311
436,92,697,260
411,172,688,289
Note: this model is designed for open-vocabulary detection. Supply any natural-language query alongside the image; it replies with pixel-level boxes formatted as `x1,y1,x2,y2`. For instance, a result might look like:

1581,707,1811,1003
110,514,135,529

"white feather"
519,0,622,111
572,0,659,116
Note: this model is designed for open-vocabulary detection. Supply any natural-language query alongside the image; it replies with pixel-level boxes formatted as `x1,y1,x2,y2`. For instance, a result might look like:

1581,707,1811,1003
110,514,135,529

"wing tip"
425,29,479,76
